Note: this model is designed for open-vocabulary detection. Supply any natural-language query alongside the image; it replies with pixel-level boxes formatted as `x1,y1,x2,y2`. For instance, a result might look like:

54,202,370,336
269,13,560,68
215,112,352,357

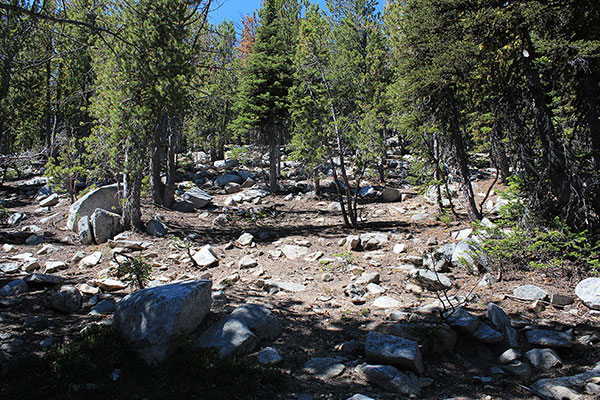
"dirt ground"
1,175,599,400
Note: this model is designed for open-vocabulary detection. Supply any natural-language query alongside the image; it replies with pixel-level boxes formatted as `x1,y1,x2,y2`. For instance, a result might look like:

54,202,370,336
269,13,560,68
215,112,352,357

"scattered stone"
486,303,519,347
346,395,374,400
8,212,26,225
44,261,67,273
194,303,281,358
0,279,28,296
239,255,258,269
355,363,421,397
360,232,389,250
67,184,120,232
498,348,521,364
382,322,457,357
356,272,380,285
525,348,562,370
367,283,385,295
303,356,346,379
0,263,20,274
372,296,401,309
336,339,360,354
90,299,117,316
451,238,487,272
48,285,82,313
90,208,122,244
526,329,572,348
39,193,59,207
257,346,282,365
382,187,402,202
365,331,424,374
146,219,167,237
25,235,44,245
215,173,243,187
24,273,63,287
237,232,255,246
260,279,305,293
192,245,218,267
305,251,324,262
182,187,212,209
281,244,309,260
513,284,548,301
393,243,406,254
79,251,103,268
531,363,600,400
575,277,600,310
409,269,452,291
40,338,54,348
113,280,212,364
472,323,503,344
77,283,100,295
321,273,333,282
550,294,574,306
502,360,532,382
92,279,128,292
444,308,480,334
22,259,40,272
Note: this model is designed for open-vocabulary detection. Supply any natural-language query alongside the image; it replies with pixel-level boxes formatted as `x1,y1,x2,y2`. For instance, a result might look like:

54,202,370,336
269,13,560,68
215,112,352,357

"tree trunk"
268,135,279,192
489,119,510,183
329,156,350,227
150,112,167,205
163,116,179,208
122,148,144,231
313,166,320,196
582,61,600,172
445,87,482,221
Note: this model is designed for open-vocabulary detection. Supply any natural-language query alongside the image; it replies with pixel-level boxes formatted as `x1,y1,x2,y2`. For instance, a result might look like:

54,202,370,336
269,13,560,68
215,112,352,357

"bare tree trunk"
489,119,510,183
329,156,350,227
163,116,179,208
582,61,600,172
445,87,482,221
150,112,167,205
122,148,144,231
313,166,321,196
268,134,279,192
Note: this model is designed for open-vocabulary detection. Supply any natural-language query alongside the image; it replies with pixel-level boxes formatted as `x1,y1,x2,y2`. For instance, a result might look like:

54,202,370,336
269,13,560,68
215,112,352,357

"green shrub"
113,253,153,289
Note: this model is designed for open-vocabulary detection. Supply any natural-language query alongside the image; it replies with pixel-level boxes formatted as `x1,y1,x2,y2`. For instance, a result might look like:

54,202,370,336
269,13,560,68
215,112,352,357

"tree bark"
268,134,279,192
445,87,482,221
122,148,144,231
163,116,179,208
150,112,167,205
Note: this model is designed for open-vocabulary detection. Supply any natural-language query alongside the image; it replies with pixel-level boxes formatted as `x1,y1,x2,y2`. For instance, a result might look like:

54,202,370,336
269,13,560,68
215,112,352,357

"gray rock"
451,238,487,272
525,348,562,370
25,234,44,245
24,273,63,287
486,303,519,347
513,284,548,301
39,193,59,207
67,184,120,232
172,200,196,213
257,346,282,365
359,232,389,250
215,173,243,187
356,272,380,285
261,279,305,293
498,348,521,364
113,280,212,364
182,187,212,209
0,263,20,274
382,322,456,357
526,329,572,348
90,208,122,244
44,261,67,273
531,363,600,400
303,356,346,379
365,331,424,374
346,395,374,400
0,279,28,296
214,159,238,170
472,323,503,344
48,286,82,313
372,296,400,309
409,269,453,291
192,245,218,267
575,277,600,310
550,294,574,306
146,219,167,237
40,338,54,348
444,308,480,334
224,182,242,194
194,303,281,358
237,233,254,246
8,212,25,225
382,187,402,202
355,363,421,396
78,216,94,244
502,360,532,382
79,251,102,268
281,244,309,260
238,255,258,269
90,299,116,316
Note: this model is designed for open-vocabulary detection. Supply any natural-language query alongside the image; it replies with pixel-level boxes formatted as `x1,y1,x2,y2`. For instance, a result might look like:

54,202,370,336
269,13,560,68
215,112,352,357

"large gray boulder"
355,364,421,397
194,303,281,357
365,331,424,374
48,285,82,313
215,173,243,187
575,277,600,310
67,184,120,232
113,280,212,364
90,208,123,244
182,187,212,209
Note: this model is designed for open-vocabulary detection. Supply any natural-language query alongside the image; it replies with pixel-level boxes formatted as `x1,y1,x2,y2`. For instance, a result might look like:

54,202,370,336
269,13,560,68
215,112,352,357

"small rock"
575,277,600,310
444,308,480,334
40,338,54,348
239,255,258,269
365,331,424,374
0,279,28,296
281,244,309,260
25,235,44,245
322,273,334,282
550,294,574,306
0,263,20,274
44,261,67,273
146,219,167,237
409,269,452,291
39,193,59,207
356,272,380,285
237,233,255,246
513,284,548,301
192,245,218,267
257,347,282,365
472,323,503,344
92,279,128,291
89,299,116,316
393,243,406,254
498,348,521,364
525,348,562,370
48,286,82,313
355,363,421,396
367,283,385,294
502,360,532,382
372,296,401,309
303,356,346,379
526,329,572,348
79,251,102,268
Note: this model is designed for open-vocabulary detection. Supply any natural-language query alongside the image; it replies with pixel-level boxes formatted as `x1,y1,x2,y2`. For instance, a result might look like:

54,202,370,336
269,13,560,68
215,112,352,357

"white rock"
79,251,103,268
575,278,600,310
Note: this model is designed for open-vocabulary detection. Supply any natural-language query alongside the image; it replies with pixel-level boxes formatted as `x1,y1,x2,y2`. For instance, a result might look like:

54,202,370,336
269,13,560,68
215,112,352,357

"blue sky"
208,0,383,26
